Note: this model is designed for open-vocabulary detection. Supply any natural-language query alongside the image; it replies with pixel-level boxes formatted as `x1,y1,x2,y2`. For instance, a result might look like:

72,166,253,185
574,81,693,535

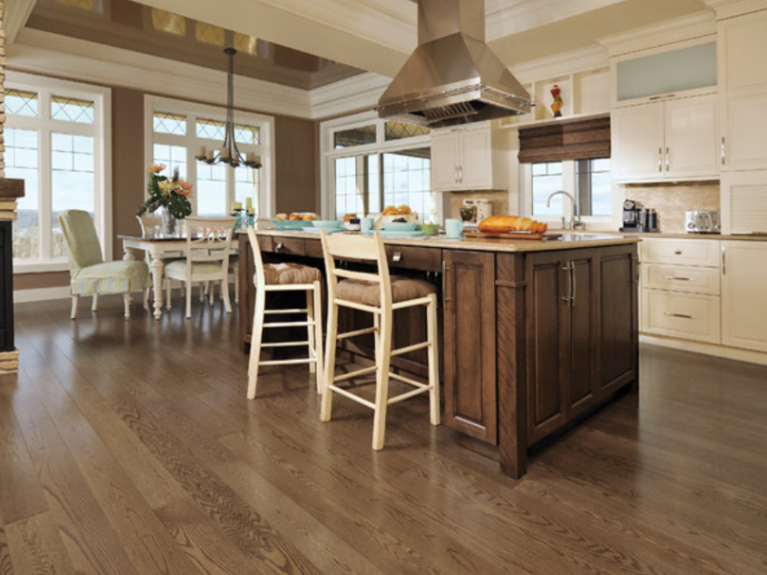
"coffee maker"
621,200,643,231
620,199,658,232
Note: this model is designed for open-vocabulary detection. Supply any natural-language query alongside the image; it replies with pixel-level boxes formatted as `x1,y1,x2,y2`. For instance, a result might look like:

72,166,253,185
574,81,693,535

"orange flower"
148,163,166,173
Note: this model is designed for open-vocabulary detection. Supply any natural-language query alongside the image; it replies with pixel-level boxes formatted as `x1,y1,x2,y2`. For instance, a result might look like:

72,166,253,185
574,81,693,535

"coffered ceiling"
120,0,711,77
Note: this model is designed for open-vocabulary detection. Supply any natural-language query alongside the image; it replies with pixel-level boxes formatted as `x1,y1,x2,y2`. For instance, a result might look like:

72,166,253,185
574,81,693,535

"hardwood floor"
1,296,766,574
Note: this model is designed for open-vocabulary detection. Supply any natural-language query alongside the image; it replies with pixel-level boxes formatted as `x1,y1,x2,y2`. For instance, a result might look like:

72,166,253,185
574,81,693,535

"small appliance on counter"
686,210,720,234
620,200,658,232
461,198,493,224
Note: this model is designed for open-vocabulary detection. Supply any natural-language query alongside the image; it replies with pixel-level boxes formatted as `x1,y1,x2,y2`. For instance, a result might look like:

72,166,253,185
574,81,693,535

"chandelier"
195,48,262,169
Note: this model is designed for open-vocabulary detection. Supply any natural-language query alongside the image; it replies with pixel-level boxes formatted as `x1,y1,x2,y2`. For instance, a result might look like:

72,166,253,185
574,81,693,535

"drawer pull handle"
664,312,694,320
674,250,683,255
276,242,284,251
663,276,694,282
392,252,403,263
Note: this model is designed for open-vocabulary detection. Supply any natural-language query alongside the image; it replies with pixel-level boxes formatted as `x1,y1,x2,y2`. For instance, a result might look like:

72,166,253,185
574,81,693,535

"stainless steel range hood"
377,0,534,128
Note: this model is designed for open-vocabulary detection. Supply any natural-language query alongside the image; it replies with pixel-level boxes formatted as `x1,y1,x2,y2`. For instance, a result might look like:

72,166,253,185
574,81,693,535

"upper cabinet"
719,10,767,172
612,93,719,182
431,123,510,192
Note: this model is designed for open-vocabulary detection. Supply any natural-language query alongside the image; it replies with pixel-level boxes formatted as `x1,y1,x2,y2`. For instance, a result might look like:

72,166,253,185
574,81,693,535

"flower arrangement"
136,164,193,219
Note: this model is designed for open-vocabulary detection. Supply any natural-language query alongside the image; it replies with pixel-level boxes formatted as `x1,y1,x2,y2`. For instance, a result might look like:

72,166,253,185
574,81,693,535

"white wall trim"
14,286,71,303
9,29,313,119
310,72,390,120
640,334,767,367
4,0,39,45
704,0,767,19
509,44,609,86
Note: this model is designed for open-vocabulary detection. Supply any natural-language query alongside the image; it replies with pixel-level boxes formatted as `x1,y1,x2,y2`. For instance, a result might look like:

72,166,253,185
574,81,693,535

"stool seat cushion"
337,276,435,307
254,263,321,286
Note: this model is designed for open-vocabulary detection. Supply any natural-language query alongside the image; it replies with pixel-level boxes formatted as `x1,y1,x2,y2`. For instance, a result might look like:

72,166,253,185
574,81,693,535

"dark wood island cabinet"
239,230,639,478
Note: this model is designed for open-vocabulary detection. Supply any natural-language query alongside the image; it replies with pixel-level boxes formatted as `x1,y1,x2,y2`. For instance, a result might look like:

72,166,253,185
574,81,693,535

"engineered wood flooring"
0,296,766,574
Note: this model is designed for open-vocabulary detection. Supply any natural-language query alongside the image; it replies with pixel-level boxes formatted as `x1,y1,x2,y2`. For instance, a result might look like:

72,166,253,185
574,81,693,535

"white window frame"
144,95,275,218
520,159,615,228
320,111,438,221
7,71,112,274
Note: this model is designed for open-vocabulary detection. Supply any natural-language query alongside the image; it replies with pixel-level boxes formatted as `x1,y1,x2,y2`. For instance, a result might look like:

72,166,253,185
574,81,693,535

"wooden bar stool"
319,230,440,450
246,228,323,399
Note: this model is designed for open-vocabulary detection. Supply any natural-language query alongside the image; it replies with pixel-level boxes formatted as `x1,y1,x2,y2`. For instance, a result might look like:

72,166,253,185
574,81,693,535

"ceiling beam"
4,0,39,44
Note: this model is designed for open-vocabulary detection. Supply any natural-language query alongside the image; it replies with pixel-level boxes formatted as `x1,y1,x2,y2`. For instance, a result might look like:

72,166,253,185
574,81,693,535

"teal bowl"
382,221,418,232
272,219,306,230
312,220,344,230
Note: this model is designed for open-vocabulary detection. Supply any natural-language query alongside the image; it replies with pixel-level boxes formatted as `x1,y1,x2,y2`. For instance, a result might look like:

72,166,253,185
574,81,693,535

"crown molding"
310,72,390,120
9,29,313,119
4,0,39,44
704,0,767,19
598,11,716,57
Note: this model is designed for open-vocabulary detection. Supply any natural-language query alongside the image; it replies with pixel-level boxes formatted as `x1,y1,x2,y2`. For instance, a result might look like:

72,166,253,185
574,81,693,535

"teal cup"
445,219,464,239
362,217,375,232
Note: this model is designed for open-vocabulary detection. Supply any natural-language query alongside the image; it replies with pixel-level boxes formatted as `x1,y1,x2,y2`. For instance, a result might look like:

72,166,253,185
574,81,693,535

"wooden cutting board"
463,231,560,241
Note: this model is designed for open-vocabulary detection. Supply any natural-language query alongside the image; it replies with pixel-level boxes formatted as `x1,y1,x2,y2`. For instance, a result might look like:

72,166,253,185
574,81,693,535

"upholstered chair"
59,210,152,319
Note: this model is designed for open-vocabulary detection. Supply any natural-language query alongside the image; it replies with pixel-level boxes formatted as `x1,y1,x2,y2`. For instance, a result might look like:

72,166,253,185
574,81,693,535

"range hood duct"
377,0,534,128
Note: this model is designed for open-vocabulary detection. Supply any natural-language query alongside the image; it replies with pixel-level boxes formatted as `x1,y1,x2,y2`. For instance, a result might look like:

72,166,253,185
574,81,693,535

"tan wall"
14,81,319,291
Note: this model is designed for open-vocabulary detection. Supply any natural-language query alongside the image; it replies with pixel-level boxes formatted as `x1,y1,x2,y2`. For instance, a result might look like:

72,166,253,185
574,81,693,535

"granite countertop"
249,229,641,253
563,230,767,242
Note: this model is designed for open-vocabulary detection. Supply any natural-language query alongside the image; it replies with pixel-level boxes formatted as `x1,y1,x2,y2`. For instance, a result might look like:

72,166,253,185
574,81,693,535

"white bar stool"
246,228,323,399
319,230,440,450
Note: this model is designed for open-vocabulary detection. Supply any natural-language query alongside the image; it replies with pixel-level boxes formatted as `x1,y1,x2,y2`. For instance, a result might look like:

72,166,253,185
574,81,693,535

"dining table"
119,234,238,320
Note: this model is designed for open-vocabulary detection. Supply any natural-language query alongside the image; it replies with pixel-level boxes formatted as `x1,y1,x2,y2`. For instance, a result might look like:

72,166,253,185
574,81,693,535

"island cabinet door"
443,250,497,443
597,245,639,396
525,249,599,444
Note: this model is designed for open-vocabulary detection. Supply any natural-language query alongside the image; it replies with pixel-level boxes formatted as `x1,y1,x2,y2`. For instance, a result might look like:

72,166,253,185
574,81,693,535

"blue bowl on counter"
312,220,344,231
272,219,306,231
381,221,418,232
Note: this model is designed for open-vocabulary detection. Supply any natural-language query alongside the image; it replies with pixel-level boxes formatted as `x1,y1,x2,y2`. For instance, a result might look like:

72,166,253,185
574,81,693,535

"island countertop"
248,228,641,253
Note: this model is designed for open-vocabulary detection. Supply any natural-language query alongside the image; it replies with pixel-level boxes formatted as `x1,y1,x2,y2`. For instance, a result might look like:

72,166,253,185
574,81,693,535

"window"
151,9,186,36
234,33,260,56
322,114,434,221
195,22,225,47
576,159,611,217
52,0,100,12
5,74,110,269
525,159,612,221
146,97,273,218
532,162,563,217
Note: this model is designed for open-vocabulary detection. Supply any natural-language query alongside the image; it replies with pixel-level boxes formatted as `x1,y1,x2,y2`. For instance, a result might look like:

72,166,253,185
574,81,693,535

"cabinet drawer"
641,239,721,267
641,289,721,344
304,238,324,259
385,245,442,272
642,263,720,295
272,236,306,256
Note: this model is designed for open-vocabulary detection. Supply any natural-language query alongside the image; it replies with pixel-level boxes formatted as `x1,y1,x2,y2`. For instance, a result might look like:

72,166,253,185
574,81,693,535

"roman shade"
518,115,611,164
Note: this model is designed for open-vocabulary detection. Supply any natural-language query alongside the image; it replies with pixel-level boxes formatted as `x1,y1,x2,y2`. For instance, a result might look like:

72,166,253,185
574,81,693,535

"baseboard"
14,286,71,303
640,334,767,367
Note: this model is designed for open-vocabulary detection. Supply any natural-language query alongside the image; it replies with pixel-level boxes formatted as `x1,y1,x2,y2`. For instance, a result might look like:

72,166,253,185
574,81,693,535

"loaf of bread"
478,216,548,234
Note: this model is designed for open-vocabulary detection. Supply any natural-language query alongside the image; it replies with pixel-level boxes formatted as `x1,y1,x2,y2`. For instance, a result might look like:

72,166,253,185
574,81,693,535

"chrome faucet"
546,190,583,230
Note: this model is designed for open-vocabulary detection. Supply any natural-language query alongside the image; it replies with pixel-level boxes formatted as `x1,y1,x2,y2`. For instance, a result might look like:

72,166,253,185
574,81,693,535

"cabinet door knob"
674,249,682,255
276,241,284,251
658,148,663,172
392,252,402,262
721,137,726,166
666,147,670,172
664,312,694,319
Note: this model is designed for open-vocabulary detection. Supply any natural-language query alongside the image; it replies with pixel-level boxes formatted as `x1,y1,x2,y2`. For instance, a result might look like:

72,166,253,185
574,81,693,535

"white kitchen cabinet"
719,9,767,171
642,290,722,345
721,171,767,235
430,123,508,191
612,94,719,182
721,241,767,353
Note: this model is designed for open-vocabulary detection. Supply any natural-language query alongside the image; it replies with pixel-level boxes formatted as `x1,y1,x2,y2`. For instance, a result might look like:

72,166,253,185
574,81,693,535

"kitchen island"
238,230,640,478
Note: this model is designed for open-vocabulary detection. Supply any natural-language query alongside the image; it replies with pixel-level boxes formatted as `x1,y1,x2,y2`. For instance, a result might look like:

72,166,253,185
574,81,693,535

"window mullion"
40,127,53,261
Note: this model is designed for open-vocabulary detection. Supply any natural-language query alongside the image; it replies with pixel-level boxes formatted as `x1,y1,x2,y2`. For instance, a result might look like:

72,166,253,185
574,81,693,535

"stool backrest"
246,227,267,287
183,217,237,273
320,231,392,309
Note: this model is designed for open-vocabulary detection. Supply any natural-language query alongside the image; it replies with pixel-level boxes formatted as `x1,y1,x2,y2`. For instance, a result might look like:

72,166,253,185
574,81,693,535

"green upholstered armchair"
58,210,153,319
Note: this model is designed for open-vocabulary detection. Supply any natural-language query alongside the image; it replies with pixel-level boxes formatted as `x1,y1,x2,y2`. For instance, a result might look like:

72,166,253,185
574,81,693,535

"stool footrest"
327,385,376,409
334,365,377,383
392,295,434,310
263,308,308,315
337,326,378,341
260,341,310,348
391,341,430,357
262,321,315,328
387,386,432,405
389,371,429,389
260,357,317,367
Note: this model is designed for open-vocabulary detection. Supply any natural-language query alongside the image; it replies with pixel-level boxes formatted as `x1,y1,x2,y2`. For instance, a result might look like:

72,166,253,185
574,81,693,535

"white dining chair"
164,217,238,319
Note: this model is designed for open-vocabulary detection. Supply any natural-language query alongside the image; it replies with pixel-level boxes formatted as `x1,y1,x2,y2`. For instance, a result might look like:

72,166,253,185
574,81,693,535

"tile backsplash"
621,181,720,233
448,190,510,220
